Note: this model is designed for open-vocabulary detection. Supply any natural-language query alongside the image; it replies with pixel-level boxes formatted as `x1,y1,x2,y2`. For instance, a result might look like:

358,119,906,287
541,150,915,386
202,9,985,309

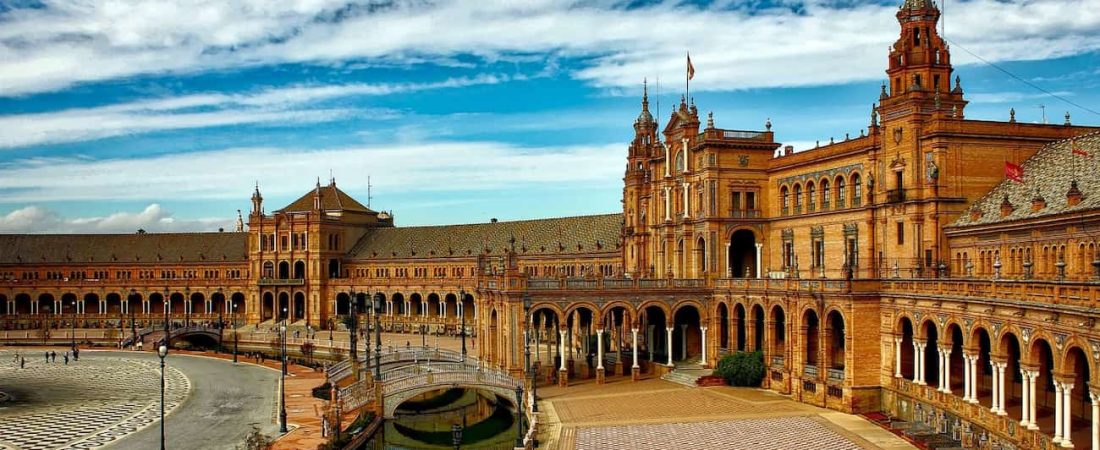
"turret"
251,183,263,217
880,0,967,120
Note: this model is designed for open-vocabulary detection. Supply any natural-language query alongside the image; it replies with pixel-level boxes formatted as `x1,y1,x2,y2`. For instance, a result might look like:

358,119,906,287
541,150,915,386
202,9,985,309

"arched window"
793,184,803,213
262,261,274,279
675,150,685,173
807,181,816,212
780,186,790,215
851,173,862,206
836,176,847,208
821,179,831,209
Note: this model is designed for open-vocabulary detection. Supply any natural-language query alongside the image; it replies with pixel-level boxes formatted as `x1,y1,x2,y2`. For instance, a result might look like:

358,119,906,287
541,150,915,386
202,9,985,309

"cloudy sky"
1,0,1098,233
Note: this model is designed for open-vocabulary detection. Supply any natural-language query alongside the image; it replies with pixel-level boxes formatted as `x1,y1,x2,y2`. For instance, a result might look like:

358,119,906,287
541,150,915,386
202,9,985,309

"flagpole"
686,52,690,102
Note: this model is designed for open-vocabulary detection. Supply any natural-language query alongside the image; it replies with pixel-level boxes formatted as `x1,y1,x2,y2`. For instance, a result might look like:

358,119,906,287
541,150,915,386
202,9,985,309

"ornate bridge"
121,325,222,348
327,346,522,419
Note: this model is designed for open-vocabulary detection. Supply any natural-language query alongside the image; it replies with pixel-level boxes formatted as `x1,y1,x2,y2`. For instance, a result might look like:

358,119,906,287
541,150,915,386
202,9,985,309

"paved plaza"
0,350,190,450
0,349,279,450
538,378,915,450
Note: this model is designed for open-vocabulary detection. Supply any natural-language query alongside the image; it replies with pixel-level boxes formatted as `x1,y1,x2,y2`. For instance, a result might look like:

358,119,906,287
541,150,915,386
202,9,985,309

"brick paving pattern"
0,350,191,450
576,417,864,450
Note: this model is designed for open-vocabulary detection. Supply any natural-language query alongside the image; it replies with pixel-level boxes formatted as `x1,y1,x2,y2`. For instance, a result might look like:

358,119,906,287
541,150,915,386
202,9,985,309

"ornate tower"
879,0,966,120
251,184,263,217
623,81,658,277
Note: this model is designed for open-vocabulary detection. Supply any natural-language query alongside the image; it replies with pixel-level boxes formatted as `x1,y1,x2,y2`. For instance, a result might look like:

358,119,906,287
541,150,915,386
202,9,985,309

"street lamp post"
69,300,76,352
451,424,462,450
279,322,288,433
514,384,525,448
524,295,537,413
232,303,239,363
184,287,190,329
163,287,170,350
348,289,358,362
373,293,382,380
459,290,467,361
216,288,223,353
421,324,426,347
129,289,137,350
158,344,168,450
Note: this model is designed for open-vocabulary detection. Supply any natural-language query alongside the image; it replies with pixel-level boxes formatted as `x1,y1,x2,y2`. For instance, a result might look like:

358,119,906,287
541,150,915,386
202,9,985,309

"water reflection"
359,388,519,449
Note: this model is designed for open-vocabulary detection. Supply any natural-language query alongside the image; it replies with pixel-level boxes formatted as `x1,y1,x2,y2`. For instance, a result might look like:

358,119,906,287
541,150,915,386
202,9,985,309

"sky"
0,0,1099,234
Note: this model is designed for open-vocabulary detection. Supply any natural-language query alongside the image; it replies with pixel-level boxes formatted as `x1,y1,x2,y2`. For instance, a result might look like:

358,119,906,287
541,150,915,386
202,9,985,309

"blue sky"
0,0,1098,233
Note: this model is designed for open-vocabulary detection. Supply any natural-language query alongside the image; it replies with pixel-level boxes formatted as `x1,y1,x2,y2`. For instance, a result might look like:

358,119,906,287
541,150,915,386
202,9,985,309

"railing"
771,355,785,368
827,368,845,382
721,130,765,140
257,278,304,286
880,278,1100,310
803,364,817,378
337,377,375,412
382,366,519,397
730,209,761,219
523,278,711,291
886,189,905,203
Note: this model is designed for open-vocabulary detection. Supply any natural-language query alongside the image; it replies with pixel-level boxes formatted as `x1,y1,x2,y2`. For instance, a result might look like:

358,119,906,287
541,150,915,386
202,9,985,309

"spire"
635,79,654,126
251,182,263,216
235,209,244,232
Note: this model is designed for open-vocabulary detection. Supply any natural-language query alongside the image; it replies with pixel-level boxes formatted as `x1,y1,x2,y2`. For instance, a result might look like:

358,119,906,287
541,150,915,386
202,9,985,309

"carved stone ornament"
1055,334,1067,351
893,127,903,144
1089,340,1100,361
738,155,750,167
1021,327,1032,344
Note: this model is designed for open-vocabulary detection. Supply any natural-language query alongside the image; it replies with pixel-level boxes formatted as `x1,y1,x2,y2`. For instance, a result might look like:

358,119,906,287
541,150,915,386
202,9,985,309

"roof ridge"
378,213,621,230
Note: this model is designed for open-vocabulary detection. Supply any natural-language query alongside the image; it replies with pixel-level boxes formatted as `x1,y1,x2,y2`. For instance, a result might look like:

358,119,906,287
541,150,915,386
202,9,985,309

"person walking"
73,348,79,361
51,350,56,362
20,356,25,369
63,353,69,365
45,351,49,363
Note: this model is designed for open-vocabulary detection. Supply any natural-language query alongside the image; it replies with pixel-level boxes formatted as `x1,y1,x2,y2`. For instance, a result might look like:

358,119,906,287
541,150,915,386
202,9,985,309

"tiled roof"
278,182,373,214
952,131,1100,227
349,214,623,260
0,233,249,265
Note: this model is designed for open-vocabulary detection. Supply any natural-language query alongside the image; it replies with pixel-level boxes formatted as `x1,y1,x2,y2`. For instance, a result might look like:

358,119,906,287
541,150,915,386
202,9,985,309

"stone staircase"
861,413,963,450
660,356,712,387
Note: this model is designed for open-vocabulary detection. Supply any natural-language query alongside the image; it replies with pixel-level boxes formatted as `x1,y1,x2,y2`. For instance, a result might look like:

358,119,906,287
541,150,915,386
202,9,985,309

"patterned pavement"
0,350,191,450
576,417,864,450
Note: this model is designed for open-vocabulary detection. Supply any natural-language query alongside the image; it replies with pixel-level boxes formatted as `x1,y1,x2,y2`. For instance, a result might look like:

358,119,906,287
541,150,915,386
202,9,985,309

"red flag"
687,53,695,81
1005,161,1024,183
1072,139,1090,157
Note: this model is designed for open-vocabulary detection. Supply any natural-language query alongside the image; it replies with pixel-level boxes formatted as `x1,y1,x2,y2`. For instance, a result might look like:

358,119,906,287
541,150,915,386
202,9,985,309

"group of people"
9,347,79,368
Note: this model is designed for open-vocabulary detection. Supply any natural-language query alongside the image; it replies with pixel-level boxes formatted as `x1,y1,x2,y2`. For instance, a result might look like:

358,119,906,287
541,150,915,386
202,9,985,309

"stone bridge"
326,346,522,419
122,325,223,348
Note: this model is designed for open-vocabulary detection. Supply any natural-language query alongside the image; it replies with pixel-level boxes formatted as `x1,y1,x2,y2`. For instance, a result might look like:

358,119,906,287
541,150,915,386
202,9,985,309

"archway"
602,305,632,376
444,293,458,318
974,327,993,407
335,293,350,316
803,309,820,370
278,261,290,279
277,292,289,321
230,293,246,319
392,293,406,317
729,229,757,278
169,293,185,321
293,260,306,279
149,293,165,316
0,294,8,315
105,292,122,314
15,293,31,314
825,311,845,371
82,292,98,316
752,304,765,352
770,305,786,367
1065,346,1091,448
61,293,77,314
410,293,423,317
127,292,142,315
294,292,306,321
696,237,707,277
946,324,965,394
672,304,701,362
1000,333,1023,421
897,317,914,380
1031,338,1057,435
922,321,939,387
734,303,746,351
38,293,55,315
211,291,226,315
489,309,499,365
262,292,274,321
717,303,729,351
427,294,441,318
190,292,205,318
641,305,668,365
530,306,562,378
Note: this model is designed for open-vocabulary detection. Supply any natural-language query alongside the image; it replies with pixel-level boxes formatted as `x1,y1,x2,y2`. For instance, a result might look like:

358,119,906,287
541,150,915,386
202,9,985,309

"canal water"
359,388,520,449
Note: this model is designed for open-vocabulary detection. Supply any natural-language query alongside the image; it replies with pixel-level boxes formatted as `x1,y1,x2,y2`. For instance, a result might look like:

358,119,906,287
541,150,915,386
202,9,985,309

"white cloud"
0,204,233,233
1,1,1098,96
0,141,624,204
967,90,1075,104
0,73,513,148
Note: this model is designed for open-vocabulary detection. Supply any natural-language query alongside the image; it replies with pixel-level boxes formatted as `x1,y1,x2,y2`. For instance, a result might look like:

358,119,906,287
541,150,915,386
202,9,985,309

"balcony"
803,364,818,378
258,278,304,286
730,209,761,219
771,355,785,368
827,368,845,383
886,189,905,203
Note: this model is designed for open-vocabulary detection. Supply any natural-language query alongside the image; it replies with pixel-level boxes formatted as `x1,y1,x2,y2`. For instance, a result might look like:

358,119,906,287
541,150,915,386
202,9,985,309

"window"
807,182,816,212
896,221,905,245
675,150,685,173
746,192,756,211
794,184,803,212
836,177,846,208
821,180,830,209
783,242,795,269
732,192,741,212
933,74,941,92
781,186,790,215
814,240,825,268
851,174,862,206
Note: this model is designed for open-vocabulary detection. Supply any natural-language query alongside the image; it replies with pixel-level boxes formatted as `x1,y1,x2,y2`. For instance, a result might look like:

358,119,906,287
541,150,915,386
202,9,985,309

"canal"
359,388,521,449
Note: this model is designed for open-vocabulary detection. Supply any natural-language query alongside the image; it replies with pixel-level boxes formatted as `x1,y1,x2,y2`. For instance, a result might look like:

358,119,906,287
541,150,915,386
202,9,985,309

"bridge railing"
382,367,519,397
379,361,480,383
337,377,375,413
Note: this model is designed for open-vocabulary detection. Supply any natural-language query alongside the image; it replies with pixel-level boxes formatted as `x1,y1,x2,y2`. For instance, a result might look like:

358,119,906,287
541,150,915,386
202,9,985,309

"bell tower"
879,0,966,120
623,80,657,277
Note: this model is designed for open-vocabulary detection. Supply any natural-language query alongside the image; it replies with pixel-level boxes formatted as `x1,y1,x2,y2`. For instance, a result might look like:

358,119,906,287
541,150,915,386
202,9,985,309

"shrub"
713,351,765,387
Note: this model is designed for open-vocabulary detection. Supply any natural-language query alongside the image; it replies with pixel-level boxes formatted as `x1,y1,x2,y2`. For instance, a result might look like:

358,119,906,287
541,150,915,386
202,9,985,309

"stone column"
631,328,640,381
666,327,674,367
680,324,688,359
700,326,708,366
596,328,605,384
990,362,1000,413
894,338,903,378
558,328,569,387
962,354,971,401
755,243,763,278
996,363,1008,416
1054,382,1064,443
939,348,949,392
1028,370,1040,429
970,356,981,404
1020,369,1031,427
915,341,926,385
558,330,568,371
1062,382,1074,448
1090,391,1099,450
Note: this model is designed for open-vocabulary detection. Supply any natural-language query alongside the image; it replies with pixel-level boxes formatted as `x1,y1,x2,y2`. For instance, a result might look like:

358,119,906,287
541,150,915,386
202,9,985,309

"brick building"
2,0,1100,448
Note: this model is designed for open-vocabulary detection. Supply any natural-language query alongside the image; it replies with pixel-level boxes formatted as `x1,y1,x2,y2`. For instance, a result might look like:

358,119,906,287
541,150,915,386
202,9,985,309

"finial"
316,176,321,188
952,105,958,118
1009,108,1016,123
1065,111,1071,126
933,90,941,110
870,103,879,127
880,82,888,99
815,140,820,148
765,118,772,131
829,137,834,145
953,75,962,93
860,129,865,137
845,132,850,140
706,111,714,129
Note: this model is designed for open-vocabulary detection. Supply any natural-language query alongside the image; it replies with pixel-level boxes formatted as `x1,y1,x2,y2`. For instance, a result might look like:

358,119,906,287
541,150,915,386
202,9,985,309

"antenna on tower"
367,175,373,208
655,76,660,132
1039,104,1047,124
